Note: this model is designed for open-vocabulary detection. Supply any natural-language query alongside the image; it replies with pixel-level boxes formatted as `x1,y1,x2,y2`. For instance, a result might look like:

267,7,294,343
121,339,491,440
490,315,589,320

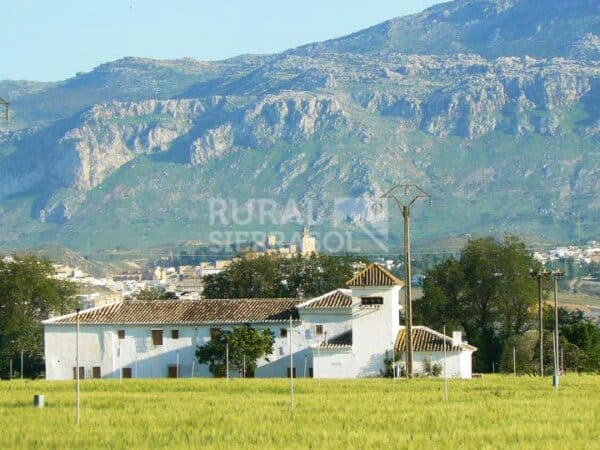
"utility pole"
75,308,80,426
531,269,550,376
552,270,564,388
289,314,294,415
226,343,229,381
383,184,431,379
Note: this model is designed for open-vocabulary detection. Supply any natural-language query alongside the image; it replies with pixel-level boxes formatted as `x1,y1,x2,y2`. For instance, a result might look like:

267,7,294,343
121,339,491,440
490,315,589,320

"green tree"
561,321,600,371
196,325,275,377
129,287,177,301
202,254,368,299
0,255,78,378
415,236,540,372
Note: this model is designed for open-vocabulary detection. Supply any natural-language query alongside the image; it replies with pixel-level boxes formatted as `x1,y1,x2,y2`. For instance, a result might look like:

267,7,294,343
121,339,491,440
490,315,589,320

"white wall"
313,348,355,379
297,309,351,345
351,286,402,377
44,321,319,380
411,351,474,379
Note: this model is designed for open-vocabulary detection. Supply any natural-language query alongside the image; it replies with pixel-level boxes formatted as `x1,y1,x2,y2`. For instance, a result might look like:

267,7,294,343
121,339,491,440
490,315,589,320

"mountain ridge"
0,0,598,252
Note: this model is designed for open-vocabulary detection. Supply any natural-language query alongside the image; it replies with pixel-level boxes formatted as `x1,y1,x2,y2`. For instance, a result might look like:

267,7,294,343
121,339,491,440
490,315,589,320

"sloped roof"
44,299,301,325
347,264,404,287
319,330,352,349
395,326,477,352
298,289,352,309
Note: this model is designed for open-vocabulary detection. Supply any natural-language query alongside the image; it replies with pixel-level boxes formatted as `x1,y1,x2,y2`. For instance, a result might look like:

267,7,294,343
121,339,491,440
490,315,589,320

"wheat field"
0,375,598,449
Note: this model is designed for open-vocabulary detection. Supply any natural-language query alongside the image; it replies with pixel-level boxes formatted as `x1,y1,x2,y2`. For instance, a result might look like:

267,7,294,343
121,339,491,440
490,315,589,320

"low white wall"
313,349,355,379
411,351,473,379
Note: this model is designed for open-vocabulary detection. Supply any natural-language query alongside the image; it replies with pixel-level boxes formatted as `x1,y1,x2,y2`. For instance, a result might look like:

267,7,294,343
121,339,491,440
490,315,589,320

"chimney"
452,331,462,347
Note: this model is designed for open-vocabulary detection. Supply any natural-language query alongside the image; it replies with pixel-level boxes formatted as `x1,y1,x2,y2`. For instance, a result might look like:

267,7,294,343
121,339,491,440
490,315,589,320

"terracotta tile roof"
320,330,352,349
395,326,477,352
44,299,301,325
298,289,352,309
347,264,404,287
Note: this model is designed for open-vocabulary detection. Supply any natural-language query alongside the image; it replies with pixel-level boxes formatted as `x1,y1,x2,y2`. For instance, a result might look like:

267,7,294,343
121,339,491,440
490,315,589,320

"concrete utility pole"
552,270,564,388
383,184,431,379
531,269,550,376
75,308,81,426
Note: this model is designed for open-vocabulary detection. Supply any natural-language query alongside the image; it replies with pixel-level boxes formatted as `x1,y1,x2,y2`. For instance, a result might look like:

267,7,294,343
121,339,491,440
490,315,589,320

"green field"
557,291,600,308
1,376,598,449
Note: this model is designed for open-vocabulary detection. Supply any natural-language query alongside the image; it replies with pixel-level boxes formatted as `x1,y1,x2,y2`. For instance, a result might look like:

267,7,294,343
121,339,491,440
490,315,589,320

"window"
210,328,221,339
151,329,163,346
279,346,284,356
122,367,132,379
361,297,384,306
168,365,178,378
72,366,85,380
171,330,179,339
315,325,324,336
280,328,288,338
117,330,125,339
286,367,296,378
92,366,101,379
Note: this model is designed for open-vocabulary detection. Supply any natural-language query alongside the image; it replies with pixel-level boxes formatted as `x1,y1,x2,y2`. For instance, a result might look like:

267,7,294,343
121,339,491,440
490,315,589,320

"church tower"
301,226,317,256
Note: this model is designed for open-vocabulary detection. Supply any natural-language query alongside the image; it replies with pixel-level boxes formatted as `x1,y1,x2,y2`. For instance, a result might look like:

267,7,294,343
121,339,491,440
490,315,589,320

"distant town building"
301,226,317,256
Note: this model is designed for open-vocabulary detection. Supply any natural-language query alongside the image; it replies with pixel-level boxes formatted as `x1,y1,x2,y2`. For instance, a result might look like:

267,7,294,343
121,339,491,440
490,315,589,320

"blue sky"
3,0,443,81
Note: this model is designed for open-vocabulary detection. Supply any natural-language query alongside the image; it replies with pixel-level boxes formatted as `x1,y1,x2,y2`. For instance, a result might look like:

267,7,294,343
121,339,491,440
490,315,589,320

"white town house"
43,264,476,380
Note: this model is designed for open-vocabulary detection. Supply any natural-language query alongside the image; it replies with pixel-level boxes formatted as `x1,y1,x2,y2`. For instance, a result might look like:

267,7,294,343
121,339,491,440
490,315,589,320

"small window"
171,330,179,339
168,365,178,378
315,325,324,336
122,367,132,379
151,329,163,346
286,367,296,378
72,366,85,380
280,328,288,338
361,297,384,306
279,346,284,355
118,330,125,339
210,328,221,339
92,366,101,379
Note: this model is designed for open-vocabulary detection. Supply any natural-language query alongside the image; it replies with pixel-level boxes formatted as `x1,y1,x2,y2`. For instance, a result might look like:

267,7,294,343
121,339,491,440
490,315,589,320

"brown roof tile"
300,289,352,309
395,327,476,352
347,264,404,287
45,299,301,325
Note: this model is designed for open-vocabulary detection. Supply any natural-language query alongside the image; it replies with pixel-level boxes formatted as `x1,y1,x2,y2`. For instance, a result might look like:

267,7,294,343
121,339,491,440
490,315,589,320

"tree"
415,236,540,372
128,287,177,301
196,325,275,377
202,254,368,299
561,321,600,371
0,255,78,378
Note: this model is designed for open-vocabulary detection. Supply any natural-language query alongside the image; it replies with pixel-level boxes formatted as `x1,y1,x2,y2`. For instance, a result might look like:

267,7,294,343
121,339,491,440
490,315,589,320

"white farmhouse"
43,264,476,380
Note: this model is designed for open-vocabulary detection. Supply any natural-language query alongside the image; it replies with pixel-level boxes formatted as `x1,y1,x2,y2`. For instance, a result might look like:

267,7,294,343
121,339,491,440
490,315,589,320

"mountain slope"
294,0,600,59
0,0,599,252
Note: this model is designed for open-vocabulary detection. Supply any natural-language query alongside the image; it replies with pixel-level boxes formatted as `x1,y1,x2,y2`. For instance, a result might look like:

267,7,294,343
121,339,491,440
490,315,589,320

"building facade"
43,264,475,380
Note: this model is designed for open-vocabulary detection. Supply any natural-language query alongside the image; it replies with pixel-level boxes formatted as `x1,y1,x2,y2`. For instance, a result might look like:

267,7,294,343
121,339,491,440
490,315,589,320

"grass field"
0,376,599,449
557,291,600,308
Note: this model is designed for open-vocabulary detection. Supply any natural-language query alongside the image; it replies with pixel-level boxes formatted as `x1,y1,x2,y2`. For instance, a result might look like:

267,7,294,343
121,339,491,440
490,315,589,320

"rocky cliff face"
0,0,598,249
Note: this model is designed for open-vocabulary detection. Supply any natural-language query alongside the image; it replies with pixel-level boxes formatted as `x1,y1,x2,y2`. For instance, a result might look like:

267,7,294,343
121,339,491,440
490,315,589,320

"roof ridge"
346,263,404,287
297,288,351,308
